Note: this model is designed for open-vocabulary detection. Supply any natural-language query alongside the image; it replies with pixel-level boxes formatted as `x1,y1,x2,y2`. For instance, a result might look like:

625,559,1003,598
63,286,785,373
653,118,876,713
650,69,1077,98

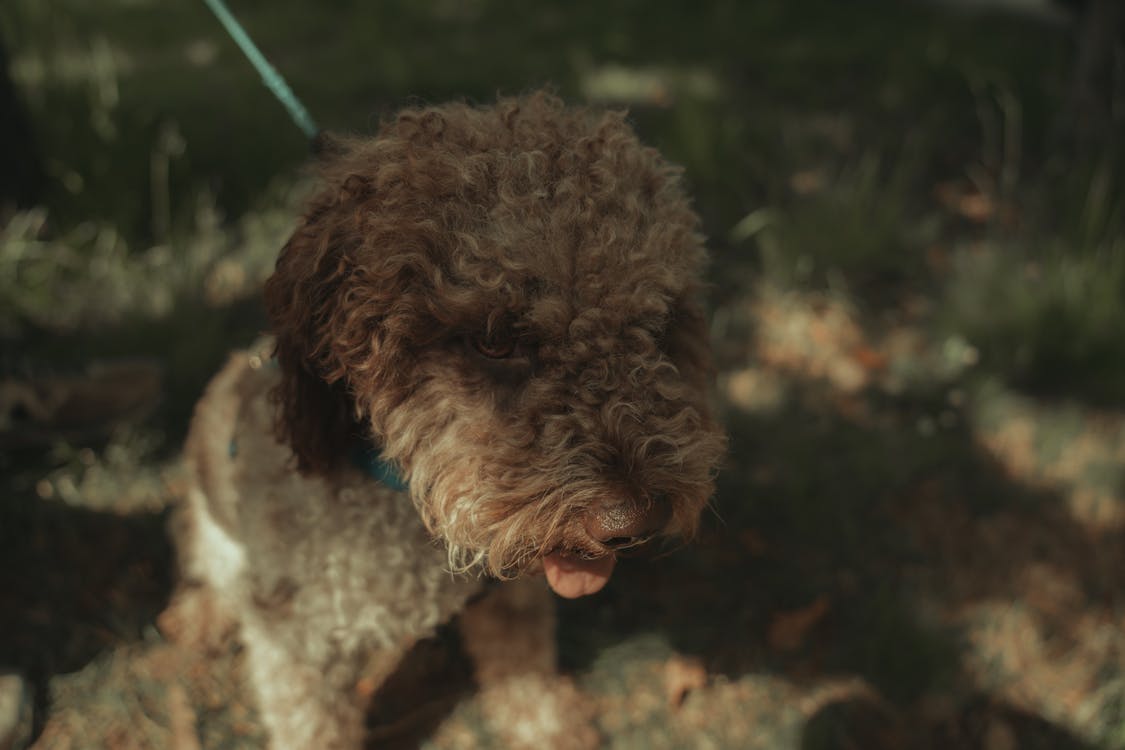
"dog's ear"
263,145,370,474
264,122,454,474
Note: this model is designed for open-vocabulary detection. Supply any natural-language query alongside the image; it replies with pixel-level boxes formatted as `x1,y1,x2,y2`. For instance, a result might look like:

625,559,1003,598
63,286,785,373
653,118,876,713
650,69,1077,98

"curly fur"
168,91,725,749
265,92,723,575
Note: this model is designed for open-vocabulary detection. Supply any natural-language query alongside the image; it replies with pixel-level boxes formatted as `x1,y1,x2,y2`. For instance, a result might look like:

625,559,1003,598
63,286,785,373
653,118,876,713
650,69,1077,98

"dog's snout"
584,499,669,549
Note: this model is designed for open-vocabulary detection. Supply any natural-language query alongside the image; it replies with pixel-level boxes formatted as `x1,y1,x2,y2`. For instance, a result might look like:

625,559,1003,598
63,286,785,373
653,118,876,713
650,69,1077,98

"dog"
164,91,726,749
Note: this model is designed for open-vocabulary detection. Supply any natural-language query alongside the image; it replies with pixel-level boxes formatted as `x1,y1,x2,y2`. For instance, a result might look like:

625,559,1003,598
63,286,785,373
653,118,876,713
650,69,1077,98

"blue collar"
249,356,407,489
350,441,408,492
230,437,407,491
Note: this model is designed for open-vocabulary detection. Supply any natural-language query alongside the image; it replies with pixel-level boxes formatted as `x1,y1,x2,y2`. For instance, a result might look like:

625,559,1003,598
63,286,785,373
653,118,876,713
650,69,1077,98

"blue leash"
201,0,319,140
205,5,402,485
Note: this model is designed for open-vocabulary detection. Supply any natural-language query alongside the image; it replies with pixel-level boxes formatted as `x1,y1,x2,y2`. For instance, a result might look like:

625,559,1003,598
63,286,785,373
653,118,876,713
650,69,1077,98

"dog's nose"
585,499,669,550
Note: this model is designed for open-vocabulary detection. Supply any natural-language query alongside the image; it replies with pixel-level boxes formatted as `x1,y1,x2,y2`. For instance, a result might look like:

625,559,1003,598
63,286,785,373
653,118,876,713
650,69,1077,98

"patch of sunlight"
39,427,175,514
11,36,133,90
726,282,975,397
183,38,219,68
960,597,1123,746
578,63,721,106
968,379,1125,532
0,182,298,333
581,636,810,750
721,366,789,415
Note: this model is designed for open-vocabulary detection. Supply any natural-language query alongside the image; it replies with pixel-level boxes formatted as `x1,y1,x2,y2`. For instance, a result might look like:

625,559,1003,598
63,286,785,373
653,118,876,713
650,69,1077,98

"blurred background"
1,0,1123,747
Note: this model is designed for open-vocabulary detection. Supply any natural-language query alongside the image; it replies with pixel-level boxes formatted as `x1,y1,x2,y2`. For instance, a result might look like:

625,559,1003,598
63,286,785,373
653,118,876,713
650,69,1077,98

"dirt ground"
3,281,1122,749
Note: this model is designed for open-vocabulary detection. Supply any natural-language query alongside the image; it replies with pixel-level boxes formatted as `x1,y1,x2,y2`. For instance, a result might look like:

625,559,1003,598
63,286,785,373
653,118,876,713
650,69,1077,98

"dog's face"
265,94,725,597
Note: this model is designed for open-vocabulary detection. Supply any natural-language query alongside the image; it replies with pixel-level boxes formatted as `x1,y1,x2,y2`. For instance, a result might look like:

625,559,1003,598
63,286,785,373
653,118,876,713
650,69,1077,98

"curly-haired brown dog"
165,92,726,749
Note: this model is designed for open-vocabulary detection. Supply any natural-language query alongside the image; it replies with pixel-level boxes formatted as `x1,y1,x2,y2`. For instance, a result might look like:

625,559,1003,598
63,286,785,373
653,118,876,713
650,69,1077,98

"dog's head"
264,92,725,597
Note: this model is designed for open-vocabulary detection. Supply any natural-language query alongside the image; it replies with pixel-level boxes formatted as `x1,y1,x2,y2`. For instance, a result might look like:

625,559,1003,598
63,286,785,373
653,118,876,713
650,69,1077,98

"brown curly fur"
263,91,725,577
166,91,726,750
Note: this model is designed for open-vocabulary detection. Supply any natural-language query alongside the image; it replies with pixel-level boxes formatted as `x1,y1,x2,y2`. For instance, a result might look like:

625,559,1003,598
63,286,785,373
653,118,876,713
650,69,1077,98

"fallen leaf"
851,345,888,373
664,655,708,709
738,528,769,557
768,596,831,652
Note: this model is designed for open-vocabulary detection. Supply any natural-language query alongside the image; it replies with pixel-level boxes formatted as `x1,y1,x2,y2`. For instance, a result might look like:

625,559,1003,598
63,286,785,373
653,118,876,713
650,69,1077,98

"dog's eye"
472,332,517,359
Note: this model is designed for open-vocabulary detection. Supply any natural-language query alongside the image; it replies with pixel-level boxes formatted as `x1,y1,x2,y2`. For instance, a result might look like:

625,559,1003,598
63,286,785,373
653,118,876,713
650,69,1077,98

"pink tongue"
543,553,616,598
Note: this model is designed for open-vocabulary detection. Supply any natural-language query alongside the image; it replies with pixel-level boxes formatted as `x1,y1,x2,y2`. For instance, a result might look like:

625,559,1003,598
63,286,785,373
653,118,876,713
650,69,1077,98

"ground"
1,1,1123,748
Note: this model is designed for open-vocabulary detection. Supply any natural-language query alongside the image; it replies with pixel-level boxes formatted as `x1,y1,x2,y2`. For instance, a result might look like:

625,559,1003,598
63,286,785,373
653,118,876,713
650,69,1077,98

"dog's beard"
401,448,711,597
368,370,720,596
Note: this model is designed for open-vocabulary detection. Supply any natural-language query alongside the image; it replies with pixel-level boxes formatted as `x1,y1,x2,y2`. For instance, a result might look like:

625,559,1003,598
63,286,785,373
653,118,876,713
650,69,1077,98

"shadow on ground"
557,380,1122,748
0,494,173,739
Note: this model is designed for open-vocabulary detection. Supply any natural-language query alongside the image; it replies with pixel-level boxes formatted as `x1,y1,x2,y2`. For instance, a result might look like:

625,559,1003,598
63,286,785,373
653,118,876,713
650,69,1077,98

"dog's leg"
160,486,244,653
459,578,598,750
241,614,410,750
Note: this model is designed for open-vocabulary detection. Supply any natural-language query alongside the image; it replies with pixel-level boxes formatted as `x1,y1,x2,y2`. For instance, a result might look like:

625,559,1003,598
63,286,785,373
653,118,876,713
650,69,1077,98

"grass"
2,0,1125,748
738,151,938,294
942,241,1125,404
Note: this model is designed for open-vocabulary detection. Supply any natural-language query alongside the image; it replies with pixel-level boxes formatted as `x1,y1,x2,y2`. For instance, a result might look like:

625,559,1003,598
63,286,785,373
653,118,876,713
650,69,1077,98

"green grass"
942,242,1125,404
4,1,1125,747
738,151,939,294
7,0,1107,399
0,0,1070,238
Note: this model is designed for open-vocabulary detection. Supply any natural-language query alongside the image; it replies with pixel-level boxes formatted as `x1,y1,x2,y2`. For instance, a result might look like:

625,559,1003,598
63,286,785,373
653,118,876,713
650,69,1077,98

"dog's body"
174,346,481,748
166,92,724,749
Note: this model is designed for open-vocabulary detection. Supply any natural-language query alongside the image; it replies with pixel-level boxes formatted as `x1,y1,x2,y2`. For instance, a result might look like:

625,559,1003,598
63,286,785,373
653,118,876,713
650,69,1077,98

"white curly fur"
166,93,725,750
